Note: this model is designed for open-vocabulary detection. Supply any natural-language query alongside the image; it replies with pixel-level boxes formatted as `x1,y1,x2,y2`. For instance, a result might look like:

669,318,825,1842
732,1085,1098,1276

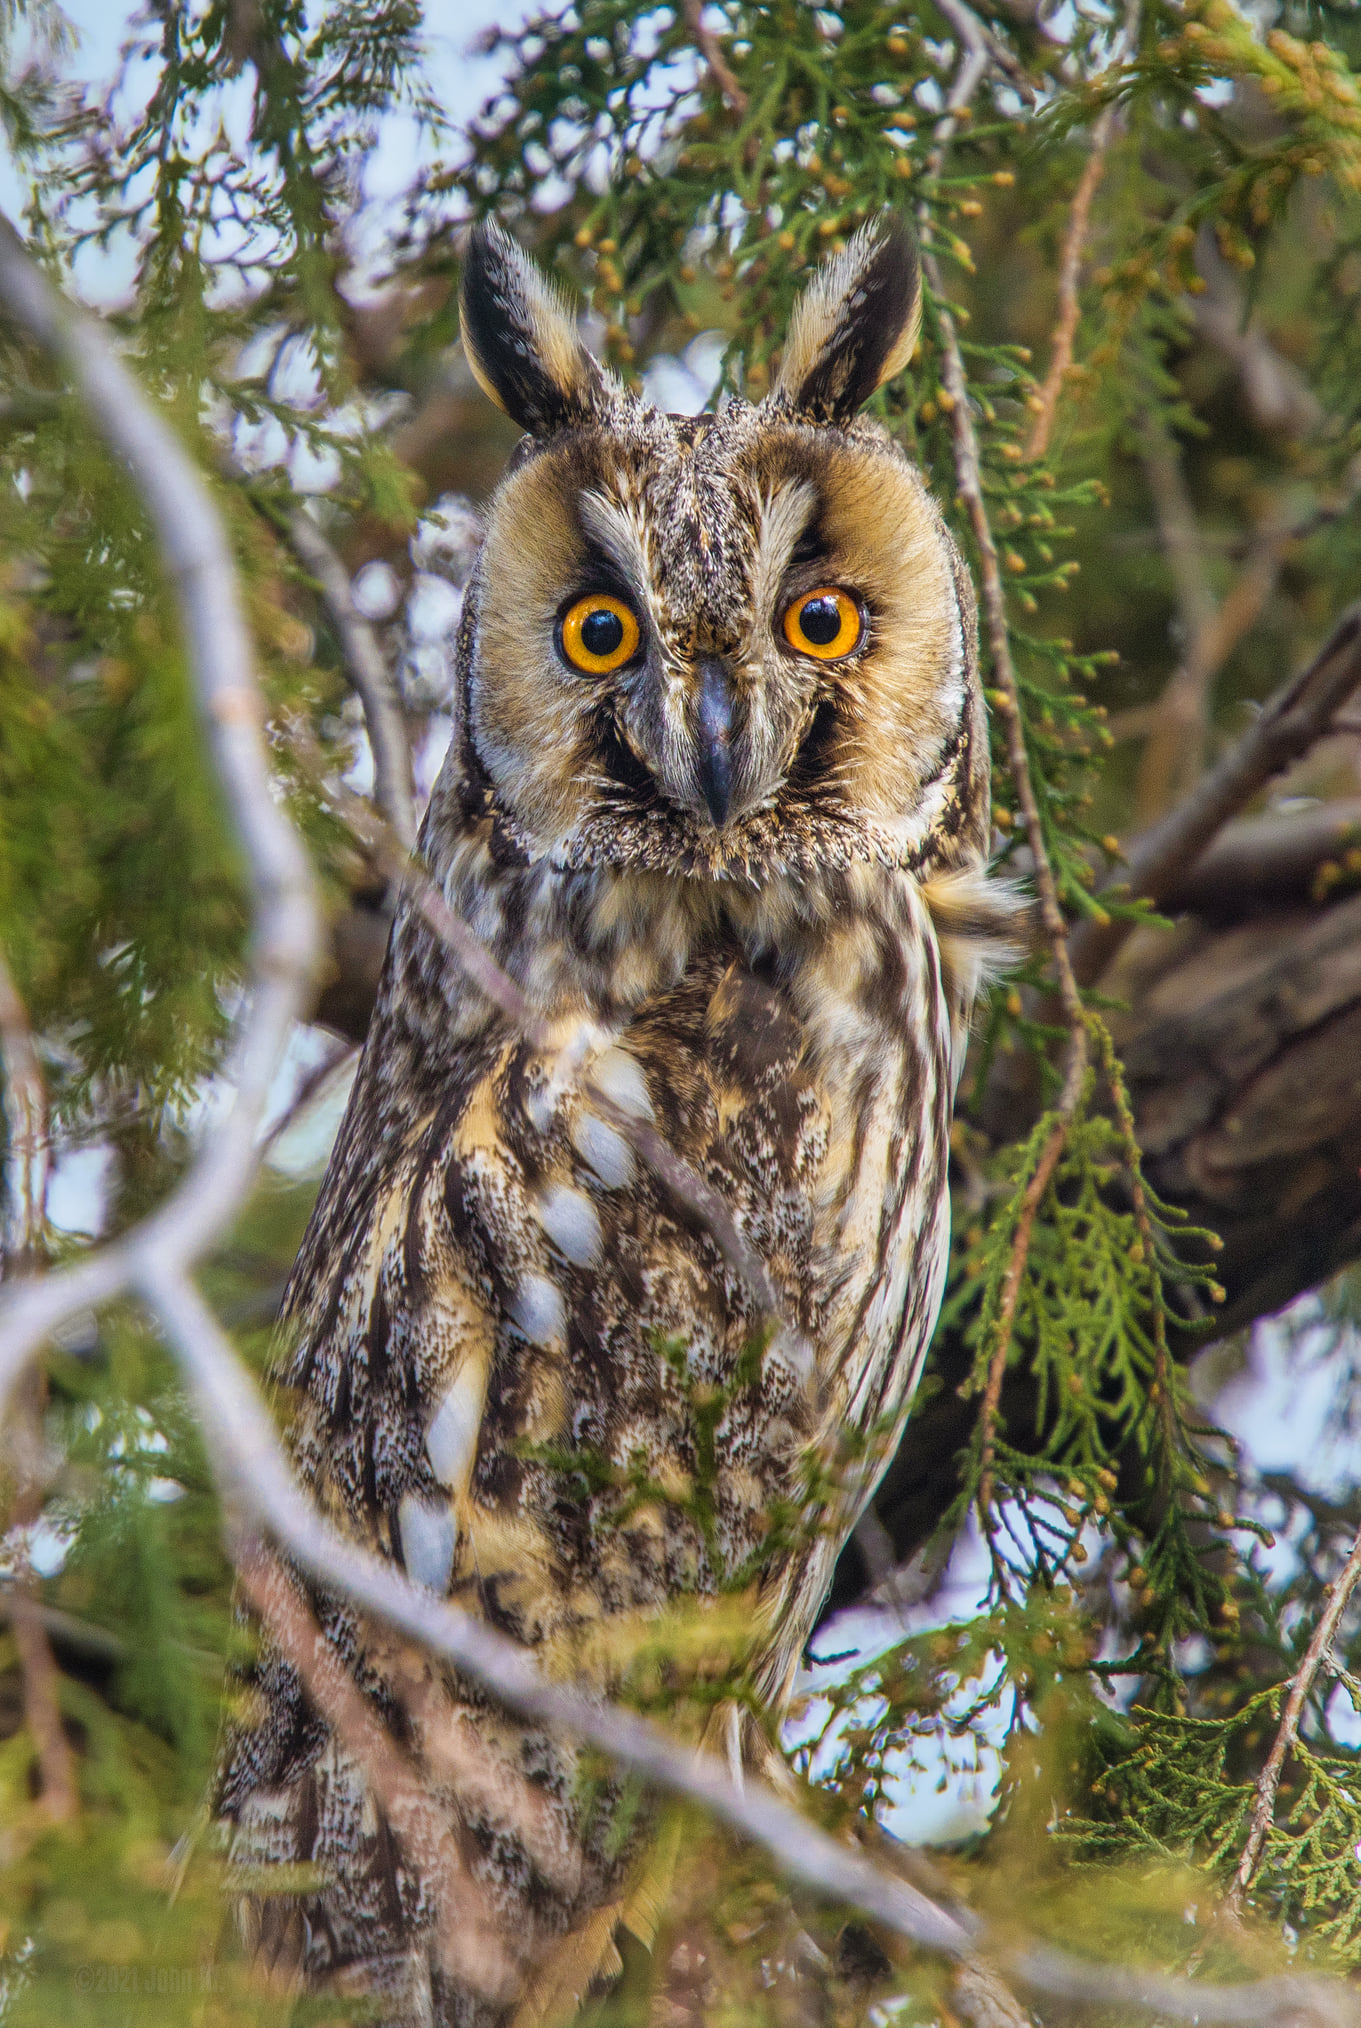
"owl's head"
447,215,988,891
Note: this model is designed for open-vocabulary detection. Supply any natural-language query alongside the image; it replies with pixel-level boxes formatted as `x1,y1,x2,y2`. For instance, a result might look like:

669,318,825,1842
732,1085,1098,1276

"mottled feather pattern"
219,213,1019,2026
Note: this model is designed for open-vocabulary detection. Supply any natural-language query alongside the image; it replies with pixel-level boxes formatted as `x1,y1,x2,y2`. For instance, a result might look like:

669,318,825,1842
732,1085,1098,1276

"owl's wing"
223,886,951,2021
222,940,836,2012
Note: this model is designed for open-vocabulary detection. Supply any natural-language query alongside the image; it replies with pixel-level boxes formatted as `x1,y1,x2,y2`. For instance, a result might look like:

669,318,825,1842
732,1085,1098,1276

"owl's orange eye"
559,593,641,674
781,586,864,661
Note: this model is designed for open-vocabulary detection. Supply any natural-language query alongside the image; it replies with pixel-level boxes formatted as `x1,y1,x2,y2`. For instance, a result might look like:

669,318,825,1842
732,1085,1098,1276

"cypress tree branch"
1230,1525,1361,1909
7,1584,79,1823
918,38,1090,1515
286,506,417,852
681,0,748,114
0,945,49,1268
1025,108,1116,461
1074,602,1361,986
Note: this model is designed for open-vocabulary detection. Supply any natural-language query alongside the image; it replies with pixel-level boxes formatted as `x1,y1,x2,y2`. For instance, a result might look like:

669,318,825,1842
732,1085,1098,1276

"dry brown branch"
921,104,1091,1482
1132,456,1361,824
1026,114,1115,462
1135,523,1290,825
0,1588,125,1664
1229,1525,1361,1909
682,0,748,114
976,1107,1072,1515
235,1541,518,2003
1151,795,1361,913
931,0,1036,101
1073,602,1361,985
7,1584,79,1822
1011,1945,1358,2026
0,945,49,1268
1025,0,1137,459
287,508,417,852
259,1036,357,1159
0,957,76,1822
1134,411,1302,825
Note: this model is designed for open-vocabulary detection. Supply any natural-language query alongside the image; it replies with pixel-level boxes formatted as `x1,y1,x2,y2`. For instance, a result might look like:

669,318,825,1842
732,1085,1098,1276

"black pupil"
799,595,844,647
581,607,625,658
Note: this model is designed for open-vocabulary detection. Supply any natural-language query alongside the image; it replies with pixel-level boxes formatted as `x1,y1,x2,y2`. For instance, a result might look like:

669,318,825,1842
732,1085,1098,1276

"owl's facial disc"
454,211,989,879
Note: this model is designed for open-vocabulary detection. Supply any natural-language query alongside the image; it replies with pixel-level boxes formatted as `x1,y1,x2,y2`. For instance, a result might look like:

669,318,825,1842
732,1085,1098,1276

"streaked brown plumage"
219,214,1019,2026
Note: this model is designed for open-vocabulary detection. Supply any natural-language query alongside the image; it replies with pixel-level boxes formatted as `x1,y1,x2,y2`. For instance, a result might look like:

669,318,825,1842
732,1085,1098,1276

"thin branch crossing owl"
221,213,1019,2026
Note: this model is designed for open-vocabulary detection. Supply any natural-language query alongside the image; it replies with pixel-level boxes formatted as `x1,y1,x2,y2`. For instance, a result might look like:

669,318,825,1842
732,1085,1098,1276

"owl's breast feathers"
283,849,954,1650
221,843,968,2011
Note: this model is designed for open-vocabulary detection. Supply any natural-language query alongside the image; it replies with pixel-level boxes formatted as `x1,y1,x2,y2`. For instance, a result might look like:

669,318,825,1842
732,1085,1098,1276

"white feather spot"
398,1495,456,1594
571,1111,635,1189
536,1181,602,1267
589,1047,654,1120
426,1367,484,1488
510,1271,566,1346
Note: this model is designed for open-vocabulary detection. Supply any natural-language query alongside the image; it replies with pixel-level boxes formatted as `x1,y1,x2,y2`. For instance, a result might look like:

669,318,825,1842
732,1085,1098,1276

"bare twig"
259,1036,357,1159
1026,120,1113,463
0,1586,126,1664
1230,1524,1361,1909
1025,0,1139,461
1132,456,1361,826
3,1362,79,1823
932,0,1036,101
1134,413,1291,826
1073,603,1361,984
1150,796,1361,914
1141,412,1217,656
1013,1946,1358,2026
920,71,1091,1503
7,1585,79,1822
1136,520,1291,826
235,1541,518,2002
1192,239,1325,442
0,945,49,1269
976,1105,1073,1515
287,508,417,852
682,0,748,114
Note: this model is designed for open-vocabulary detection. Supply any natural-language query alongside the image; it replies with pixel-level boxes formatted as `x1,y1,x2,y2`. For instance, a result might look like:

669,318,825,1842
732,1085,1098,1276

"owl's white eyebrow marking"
397,1494,457,1594
580,490,653,600
751,480,818,623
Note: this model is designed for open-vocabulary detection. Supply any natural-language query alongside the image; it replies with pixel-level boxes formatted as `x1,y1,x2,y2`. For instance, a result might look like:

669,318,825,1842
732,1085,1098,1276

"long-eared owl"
220,213,1019,2026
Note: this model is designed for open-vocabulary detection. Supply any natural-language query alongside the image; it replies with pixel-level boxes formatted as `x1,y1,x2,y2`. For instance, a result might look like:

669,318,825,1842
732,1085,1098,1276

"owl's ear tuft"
770,213,921,423
460,220,611,436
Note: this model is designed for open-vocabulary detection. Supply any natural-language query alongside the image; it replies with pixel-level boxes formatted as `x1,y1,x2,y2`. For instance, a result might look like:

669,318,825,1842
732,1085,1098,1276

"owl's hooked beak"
694,657,736,829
